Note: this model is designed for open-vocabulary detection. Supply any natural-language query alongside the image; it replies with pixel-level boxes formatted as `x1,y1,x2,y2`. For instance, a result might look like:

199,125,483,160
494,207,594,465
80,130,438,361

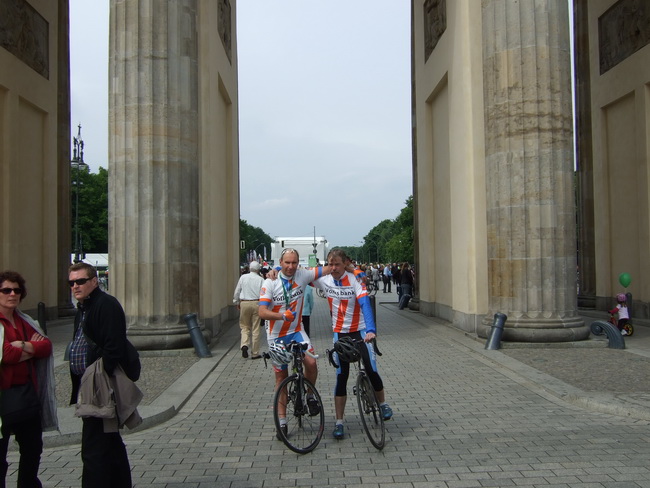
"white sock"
335,419,344,426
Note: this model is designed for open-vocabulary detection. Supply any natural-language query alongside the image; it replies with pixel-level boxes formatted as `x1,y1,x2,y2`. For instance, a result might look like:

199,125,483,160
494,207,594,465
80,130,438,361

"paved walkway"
7,290,650,487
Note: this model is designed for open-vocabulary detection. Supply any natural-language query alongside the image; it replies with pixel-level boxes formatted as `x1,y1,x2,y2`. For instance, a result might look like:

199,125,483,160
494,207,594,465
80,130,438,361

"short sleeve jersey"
313,271,369,334
260,267,322,340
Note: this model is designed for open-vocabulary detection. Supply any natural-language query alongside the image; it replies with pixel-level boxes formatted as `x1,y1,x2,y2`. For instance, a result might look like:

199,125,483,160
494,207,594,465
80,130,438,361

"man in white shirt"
233,261,264,359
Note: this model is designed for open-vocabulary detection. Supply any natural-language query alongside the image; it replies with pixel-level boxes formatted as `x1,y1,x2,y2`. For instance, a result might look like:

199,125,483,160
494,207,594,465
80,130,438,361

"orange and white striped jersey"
259,267,323,341
313,271,375,334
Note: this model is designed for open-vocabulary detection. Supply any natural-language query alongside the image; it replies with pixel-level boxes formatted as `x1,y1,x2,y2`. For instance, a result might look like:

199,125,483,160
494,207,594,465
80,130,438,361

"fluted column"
481,0,587,341
109,0,202,348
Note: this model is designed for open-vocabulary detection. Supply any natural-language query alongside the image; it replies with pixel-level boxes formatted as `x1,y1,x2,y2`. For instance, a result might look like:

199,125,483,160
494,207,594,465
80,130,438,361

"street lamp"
253,242,267,261
71,124,88,263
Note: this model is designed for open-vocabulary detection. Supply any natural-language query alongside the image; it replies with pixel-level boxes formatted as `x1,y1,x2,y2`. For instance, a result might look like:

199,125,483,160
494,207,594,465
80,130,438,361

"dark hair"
327,248,349,263
68,262,98,279
0,270,27,301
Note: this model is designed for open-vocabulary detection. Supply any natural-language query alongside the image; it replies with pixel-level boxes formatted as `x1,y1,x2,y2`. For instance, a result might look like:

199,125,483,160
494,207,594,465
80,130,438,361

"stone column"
481,0,587,341
109,0,203,349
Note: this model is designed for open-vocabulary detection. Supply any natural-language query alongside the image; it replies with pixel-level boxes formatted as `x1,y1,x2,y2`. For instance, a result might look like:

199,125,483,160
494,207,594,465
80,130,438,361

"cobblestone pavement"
502,348,650,393
8,292,650,487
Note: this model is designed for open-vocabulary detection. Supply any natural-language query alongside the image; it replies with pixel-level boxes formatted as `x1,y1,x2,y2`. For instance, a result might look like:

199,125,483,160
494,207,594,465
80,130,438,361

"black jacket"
69,287,128,405
401,269,414,286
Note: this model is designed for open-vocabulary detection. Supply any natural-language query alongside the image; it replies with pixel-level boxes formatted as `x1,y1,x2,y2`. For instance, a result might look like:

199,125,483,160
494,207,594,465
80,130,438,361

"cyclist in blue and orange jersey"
259,248,336,439
313,248,393,440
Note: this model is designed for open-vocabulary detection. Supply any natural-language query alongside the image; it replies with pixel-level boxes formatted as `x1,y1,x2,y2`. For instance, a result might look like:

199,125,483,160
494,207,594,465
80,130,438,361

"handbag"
1,319,41,425
0,382,41,426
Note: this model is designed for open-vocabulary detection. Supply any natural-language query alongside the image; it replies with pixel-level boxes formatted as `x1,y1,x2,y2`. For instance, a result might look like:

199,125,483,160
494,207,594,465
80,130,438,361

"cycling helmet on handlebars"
268,342,293,365
333,336,361,363
616,293,627,303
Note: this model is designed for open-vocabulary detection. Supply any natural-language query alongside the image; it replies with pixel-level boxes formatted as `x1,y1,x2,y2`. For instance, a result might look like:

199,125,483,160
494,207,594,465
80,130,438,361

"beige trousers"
239,300,261,356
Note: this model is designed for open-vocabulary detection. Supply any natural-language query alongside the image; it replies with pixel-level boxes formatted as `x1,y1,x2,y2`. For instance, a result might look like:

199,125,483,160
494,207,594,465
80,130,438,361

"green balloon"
619,272,632,288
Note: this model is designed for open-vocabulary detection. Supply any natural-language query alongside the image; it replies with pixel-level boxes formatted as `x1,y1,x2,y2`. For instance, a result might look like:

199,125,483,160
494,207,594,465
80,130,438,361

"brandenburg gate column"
480,0,588,341
109,0,202,348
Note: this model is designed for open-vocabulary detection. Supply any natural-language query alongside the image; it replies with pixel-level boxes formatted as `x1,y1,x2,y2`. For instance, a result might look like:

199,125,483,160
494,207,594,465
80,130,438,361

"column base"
478,316,589,342
127,323,212,351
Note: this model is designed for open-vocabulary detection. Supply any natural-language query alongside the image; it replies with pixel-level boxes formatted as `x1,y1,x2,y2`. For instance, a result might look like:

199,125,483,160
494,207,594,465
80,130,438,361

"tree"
239,220,273,264
359,196,414,264
71,166,108,254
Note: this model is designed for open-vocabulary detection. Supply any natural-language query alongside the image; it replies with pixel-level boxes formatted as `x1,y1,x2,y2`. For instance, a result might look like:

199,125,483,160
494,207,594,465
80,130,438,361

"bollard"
183,313,212,358
37,302,47,334
590,320,625,349
485,312,508,350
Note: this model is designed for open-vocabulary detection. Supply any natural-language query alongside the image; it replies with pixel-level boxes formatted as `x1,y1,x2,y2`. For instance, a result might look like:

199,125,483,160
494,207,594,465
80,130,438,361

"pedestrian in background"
302,285,314,336
398,263,415,310
233,261,264,359
382,264,392,293
370,264,381,292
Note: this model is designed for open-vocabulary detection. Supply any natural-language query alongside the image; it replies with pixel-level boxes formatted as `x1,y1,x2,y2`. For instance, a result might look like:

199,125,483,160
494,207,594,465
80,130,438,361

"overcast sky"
70,1,413,248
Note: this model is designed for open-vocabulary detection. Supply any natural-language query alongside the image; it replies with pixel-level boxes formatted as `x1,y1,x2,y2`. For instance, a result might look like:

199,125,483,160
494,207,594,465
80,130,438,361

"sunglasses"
68,278,91,287
0,287,22,295
281,248,299,258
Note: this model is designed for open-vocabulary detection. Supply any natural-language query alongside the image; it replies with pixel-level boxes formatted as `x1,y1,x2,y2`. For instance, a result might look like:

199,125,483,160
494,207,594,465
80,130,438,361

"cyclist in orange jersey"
313,249,393,440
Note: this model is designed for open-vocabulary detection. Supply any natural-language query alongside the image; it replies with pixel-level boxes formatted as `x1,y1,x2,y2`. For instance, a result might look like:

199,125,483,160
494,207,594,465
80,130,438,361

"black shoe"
241,345,249,358
276,424,288,440
307,396,321,416
251,355,262,360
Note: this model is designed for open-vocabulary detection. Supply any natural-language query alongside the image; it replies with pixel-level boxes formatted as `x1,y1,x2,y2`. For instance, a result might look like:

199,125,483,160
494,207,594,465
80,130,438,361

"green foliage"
240,220,273,264
343,196,414,265
71,166,108,253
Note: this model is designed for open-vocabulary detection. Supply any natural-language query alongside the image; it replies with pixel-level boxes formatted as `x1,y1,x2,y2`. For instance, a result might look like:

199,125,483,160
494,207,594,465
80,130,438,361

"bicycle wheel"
273,375,325,454
356,374,385,450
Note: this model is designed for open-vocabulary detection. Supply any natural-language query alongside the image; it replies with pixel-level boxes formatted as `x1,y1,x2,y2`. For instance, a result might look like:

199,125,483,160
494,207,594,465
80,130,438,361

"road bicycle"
264,341,325,454
327,338,385,450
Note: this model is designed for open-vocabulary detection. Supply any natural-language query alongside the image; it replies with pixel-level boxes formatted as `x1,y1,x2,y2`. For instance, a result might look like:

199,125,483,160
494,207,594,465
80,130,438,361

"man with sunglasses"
67,262,133,488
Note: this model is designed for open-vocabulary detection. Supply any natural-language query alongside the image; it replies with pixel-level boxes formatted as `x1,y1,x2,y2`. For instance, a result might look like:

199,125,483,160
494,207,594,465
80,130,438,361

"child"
609,293,630,335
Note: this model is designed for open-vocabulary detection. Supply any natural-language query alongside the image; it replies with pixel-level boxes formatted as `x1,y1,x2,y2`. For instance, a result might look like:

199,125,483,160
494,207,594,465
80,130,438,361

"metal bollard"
183,313,212,358
590,320,625,349
485,312,508,350
37,302,47,334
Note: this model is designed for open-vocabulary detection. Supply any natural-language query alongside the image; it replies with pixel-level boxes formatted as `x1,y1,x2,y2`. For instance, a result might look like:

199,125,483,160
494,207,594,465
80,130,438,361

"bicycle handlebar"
327,337,382,370
262,341,318,369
